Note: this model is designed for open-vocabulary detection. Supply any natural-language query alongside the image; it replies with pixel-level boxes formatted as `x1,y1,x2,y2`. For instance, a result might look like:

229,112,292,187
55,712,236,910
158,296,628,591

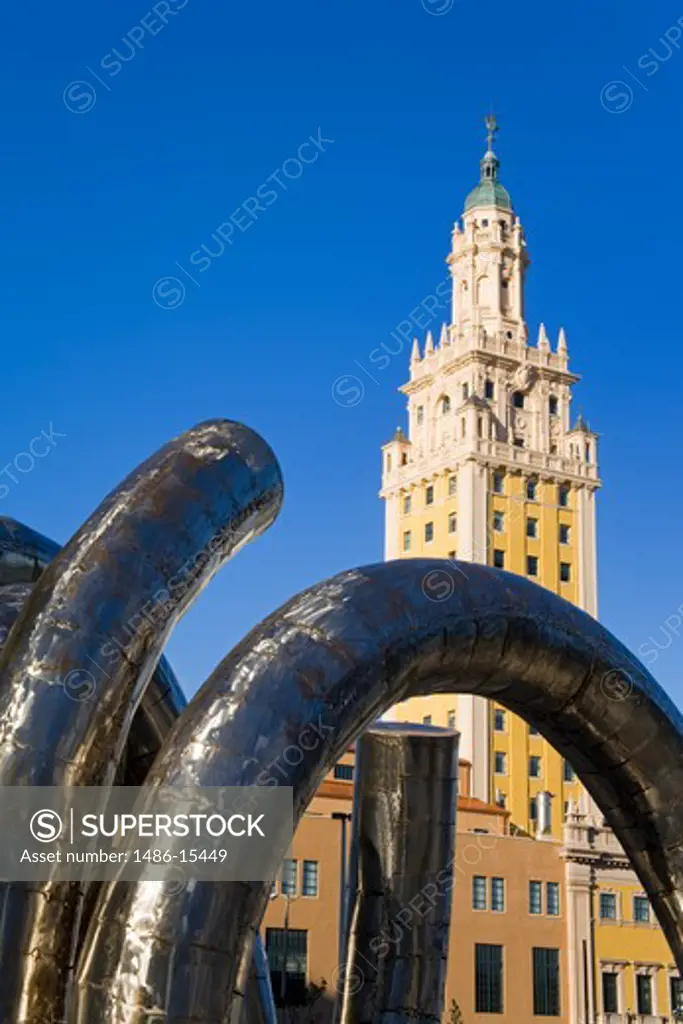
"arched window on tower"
441,395,451,415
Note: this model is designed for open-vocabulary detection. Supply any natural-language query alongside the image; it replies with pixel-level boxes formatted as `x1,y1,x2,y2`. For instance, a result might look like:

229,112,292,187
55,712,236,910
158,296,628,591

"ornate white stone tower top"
449,114,529,343
386,117,600,485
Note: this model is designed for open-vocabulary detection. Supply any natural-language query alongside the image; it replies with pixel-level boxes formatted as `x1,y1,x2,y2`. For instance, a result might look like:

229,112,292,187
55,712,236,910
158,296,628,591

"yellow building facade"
377,119,681,1022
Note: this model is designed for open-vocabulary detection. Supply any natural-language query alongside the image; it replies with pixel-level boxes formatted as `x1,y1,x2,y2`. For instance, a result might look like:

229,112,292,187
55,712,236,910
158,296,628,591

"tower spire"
485,113,498,153
464,116,511,213
480,114,500,184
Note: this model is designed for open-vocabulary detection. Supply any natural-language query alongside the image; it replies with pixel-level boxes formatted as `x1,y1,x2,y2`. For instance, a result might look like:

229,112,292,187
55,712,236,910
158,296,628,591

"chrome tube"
0,517,186,786
339,723,459,1023
241,934,278,1024
0,421,283,1024
0,516,59,582
75,558,683,1022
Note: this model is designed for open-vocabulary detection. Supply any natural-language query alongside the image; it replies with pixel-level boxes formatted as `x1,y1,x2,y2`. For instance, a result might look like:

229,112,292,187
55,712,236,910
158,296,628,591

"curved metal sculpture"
339,723,459,1023
0,519,186,785
0,577,277,1024
74,559,683,1023
0,422,283,1024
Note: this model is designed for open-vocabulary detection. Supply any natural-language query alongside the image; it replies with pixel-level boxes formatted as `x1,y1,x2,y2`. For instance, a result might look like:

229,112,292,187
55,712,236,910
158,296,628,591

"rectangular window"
529,881,543,915
462,382,469,401
416,406,424,425
403,495,412,514
529,755,542,778
475,944,503,1013
547,883,560,917
281,859,297,896
514,437,525,448
560,562,571,583
602,972,618,1014
493,471,504,494
472,875,487,910
448,475,457,496
491,877,505,912
513,391,524,409
266,928,308,1007
448,513,457,533
559,523,570,544
403,531,411,552
494,751,507,775
558,485,569,507
532,948,560,1016
527,479,537,500
636,974,652,1016
447,709,456,729
333,763,354,781
485,380,495,400
425,485,434,506
527,555,539,577
563,759,575,782
526,517,538,538
549,396,558,416
423,715,432,725
493,549,505,569
493,510,504,532
530,797,538,822
494,709,506,731
599,892,617,920
425,522,434,543
302,860,319,897
671,976,683,1016
633,895,650,923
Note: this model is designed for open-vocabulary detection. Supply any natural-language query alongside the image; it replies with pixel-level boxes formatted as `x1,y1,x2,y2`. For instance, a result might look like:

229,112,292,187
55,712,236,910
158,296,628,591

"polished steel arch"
0,421,283,1024
0,518,186,786
75,558,683,1023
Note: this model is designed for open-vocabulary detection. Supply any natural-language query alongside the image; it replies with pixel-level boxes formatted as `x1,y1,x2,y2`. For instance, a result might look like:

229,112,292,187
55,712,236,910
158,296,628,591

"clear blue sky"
2,0,682,701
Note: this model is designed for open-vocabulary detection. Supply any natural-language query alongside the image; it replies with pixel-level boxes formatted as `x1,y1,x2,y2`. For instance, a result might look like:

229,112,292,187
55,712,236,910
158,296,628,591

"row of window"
264,928,679,1019
402,477,458,514
602,970,682,1017
599,890,652,924
403,516,456,549
472,875,506,912
471,876,560,917
422,711,457,729
492,549,572,581
475,944,561,1015
415,392,560,420
494,709,539,735
493,510,571,544
493,750,576,781
401,477,571,513
493,474,570,506
273,858,319,898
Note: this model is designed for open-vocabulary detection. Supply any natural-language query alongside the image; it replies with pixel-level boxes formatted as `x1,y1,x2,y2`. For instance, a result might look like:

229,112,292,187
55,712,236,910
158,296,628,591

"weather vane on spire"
485,113,498,151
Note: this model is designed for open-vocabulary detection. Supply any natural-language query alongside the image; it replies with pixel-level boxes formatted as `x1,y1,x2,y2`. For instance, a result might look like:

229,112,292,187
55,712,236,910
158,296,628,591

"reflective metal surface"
241,934,278,1024
75,558,683,1023
340,723,459,1024
0,517,186,786
0,421,283,1024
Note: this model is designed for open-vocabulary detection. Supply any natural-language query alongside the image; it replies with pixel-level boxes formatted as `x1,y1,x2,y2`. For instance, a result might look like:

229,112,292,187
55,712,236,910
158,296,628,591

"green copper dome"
464,178,512,212
464,116,512,212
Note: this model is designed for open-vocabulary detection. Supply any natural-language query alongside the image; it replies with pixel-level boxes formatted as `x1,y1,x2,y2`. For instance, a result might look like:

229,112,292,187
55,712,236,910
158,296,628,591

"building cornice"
381,438,601,495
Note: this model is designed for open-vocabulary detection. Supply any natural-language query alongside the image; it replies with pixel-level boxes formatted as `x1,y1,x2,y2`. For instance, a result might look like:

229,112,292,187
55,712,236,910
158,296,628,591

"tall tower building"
380,118,602,838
